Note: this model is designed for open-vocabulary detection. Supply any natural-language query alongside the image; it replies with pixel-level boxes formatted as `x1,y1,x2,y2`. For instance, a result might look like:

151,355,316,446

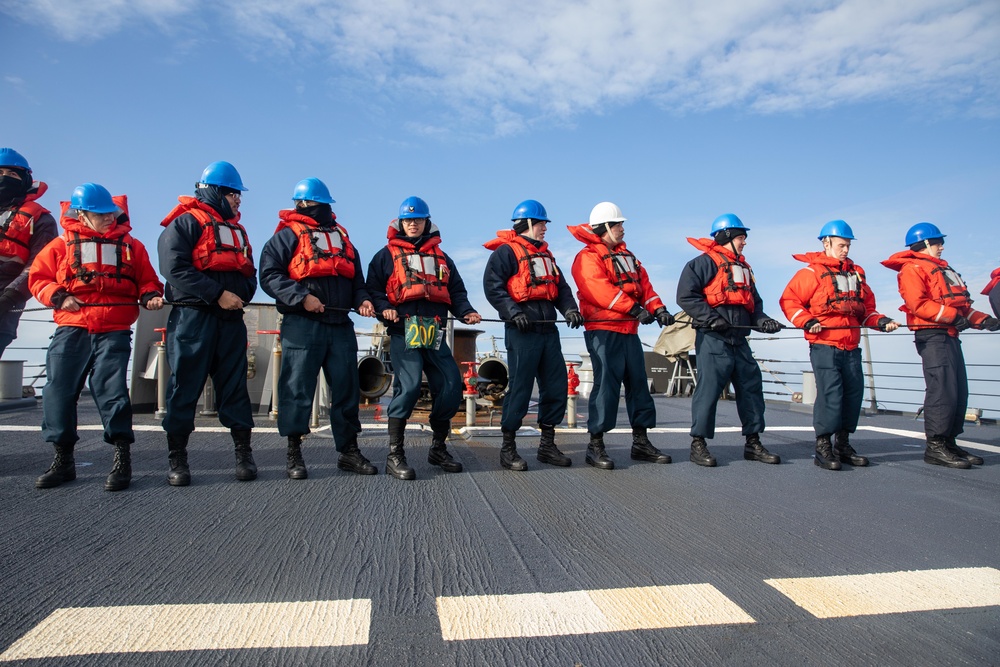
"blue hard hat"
398,196,430,220
818,219,855,240
511,199,550,222
70,183,117,213
0,147,31,173
711,213,750,235
199,161,248,191
292,177,335,204
905,222,946,247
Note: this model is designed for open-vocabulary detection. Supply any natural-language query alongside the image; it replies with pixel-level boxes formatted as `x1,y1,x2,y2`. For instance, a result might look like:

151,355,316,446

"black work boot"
386,417,415,480
834,430,869,466
689,437,717,467
428,418,463,473
104,441,132,492
814,434,842,470
166,432,191,487
500,428,527,471
286,435,308,480
536,423,571,467
585,433,614,470
35,442,76,489
631,427,671,464
743,434,780,464
232,429,257,481
338,436,377,475
924,437,972,469
945,436,983,466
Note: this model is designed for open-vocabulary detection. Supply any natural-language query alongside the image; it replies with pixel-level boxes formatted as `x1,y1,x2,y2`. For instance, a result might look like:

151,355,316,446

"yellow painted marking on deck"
0,599,371,661
765,567,1000,618
436,584,755,641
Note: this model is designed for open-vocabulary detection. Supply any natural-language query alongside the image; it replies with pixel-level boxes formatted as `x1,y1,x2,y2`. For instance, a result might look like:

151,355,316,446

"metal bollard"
154,327,168,419
258,329,281,420
566,362,580,429
310,370,322,429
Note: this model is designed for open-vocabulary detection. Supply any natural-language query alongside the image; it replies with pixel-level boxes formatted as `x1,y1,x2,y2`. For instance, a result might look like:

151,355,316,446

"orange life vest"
912,256,973,310
276,210,356,281
160,196,254,277
0,183,50,264
483,230,560,302
812,260,867,319
591,243,643,301
687,237,756,312
386,234,451,306
58,198,138,297
982,267,1000,296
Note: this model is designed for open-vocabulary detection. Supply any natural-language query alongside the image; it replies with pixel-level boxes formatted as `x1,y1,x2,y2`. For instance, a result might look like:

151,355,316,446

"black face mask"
0,175,28,208
298,203,334,227
195,185,235,220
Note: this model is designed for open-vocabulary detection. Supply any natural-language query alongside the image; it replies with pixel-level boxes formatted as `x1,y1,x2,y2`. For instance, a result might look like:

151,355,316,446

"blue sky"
3,0,999,406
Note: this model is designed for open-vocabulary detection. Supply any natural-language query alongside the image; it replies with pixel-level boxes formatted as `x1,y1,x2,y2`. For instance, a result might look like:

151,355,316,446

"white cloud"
6,0,998,131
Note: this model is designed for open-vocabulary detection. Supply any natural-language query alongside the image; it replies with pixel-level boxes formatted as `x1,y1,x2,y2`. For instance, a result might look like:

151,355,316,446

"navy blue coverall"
158,190,257,436
259,222,371,449
365,232,477,422
676,253,772,439
483,240,578,431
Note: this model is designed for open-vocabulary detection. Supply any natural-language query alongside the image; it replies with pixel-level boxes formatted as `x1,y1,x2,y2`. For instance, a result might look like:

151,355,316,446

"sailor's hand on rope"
709,318,730,333
758,318,783,334
877,317,899,332
218,290,245,311
302,294,325,313
804,318,822,334
951,315,971,332
145,296,164,311
981,316,1000,332
653,308,675,327
358,300,375,317
628,304,655,325
463,312,482,325
511,313,531,332
382,308,399,323
60,296,82,312
565,310,584,329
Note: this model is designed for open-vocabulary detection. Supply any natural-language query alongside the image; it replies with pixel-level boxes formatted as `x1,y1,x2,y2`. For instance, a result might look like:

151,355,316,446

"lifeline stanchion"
566,362,580,429
462,361,478,429
310,369,323,430
258,329,281,420
200,377,218,416
154,327,167,419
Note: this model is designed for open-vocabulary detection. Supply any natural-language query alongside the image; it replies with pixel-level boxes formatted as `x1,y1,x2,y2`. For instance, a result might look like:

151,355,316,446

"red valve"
462,361,478,394
566,362,580,396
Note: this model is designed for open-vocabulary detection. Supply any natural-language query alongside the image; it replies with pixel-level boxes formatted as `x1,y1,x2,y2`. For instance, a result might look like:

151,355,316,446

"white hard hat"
589,201,626,227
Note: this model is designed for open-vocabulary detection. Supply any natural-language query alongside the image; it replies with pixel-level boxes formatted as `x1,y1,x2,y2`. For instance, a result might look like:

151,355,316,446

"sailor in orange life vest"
28,184,164,492
259,178,378,480
365,196,481,480
984,264,1000,319
569,202,676,470
779,220,899,471
0,148,58,358
483,200,584,471
676,213,784,467
158,161,258,486
882,223,999,469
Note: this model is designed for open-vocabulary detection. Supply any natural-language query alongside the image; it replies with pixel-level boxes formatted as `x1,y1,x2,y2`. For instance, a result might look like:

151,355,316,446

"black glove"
981,316,1000,332
565,311,584,329
952,315,971,332
628,304,655,325
0,290,18,317
758,318,783,334
511,313,531,332
876,316,893,332
653,308,675,327
803,318,821,332
709,318,730,333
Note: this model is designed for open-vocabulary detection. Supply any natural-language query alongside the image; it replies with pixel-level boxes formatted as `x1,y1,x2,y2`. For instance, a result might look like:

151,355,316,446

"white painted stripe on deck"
765,567,1000,619
858,426,1000,454
0,599,371,661
436,584,755,641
